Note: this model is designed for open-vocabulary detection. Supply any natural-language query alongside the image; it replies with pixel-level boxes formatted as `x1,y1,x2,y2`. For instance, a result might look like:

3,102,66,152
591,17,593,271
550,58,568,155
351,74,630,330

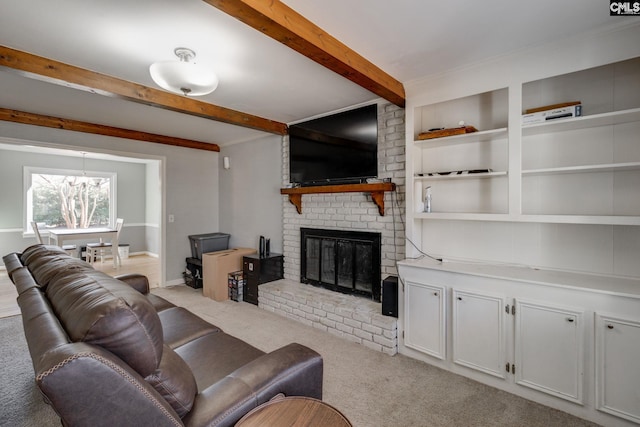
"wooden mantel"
280,183,396,216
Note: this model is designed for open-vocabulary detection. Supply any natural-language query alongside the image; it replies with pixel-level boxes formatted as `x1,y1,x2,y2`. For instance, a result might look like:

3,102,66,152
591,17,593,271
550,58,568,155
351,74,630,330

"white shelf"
522,108,640,136
414,127,508,147
517,215,640,226
523,163,640,176
415,171,507,181
415,213,640,226
414,212,509,221
409,59,640,228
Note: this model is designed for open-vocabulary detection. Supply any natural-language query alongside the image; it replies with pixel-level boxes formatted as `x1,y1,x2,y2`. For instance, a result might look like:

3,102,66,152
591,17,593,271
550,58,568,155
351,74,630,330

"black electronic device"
242,253,284,305
382,276,398,318
289,104,378,187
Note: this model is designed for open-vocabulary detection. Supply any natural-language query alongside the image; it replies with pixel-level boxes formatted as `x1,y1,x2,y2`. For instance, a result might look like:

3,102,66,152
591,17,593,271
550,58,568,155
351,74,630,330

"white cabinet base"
596,313,640,424
398,259,640,427
515,300,584,404
452,289,507,378
404,281,446,359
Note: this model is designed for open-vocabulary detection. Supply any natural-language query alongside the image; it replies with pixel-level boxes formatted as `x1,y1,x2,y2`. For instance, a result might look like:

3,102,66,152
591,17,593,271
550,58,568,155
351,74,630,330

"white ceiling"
0,0,634,147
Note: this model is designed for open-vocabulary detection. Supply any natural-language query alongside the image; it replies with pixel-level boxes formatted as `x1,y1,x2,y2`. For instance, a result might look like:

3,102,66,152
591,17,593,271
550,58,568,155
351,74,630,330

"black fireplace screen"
301,228,381,301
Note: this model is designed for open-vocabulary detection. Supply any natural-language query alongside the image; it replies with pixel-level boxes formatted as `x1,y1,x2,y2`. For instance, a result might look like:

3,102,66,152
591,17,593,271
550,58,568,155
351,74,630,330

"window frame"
24,166,117,234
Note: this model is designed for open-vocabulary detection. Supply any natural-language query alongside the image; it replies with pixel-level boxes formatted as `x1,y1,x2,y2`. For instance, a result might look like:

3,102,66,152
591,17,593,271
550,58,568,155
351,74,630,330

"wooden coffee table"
236,396,352,426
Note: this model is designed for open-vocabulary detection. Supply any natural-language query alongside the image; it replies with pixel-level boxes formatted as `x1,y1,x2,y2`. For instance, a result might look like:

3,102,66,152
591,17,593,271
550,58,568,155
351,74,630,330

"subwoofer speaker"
382,276,398,318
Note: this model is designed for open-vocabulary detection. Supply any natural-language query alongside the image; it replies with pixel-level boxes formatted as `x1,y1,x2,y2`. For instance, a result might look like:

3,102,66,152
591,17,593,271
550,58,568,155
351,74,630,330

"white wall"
145,160,161,256
0,121,220,282
405,23,640,278
219,135,283,253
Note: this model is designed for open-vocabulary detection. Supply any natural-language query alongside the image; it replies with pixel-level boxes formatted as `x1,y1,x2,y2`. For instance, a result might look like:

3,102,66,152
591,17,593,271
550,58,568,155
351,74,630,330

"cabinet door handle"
567,318,575,323
433,292,439,296
457,296,462,301
607,324,614,329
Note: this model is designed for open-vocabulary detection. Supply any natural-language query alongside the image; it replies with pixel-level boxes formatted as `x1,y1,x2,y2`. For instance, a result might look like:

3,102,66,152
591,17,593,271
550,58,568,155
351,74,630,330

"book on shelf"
415,169,492,177
524,101,581,114
522,102,582,125
417,125,478,140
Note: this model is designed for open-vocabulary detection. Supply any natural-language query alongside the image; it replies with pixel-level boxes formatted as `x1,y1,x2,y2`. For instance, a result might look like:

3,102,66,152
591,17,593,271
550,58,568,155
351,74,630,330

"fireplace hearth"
300,228,381,301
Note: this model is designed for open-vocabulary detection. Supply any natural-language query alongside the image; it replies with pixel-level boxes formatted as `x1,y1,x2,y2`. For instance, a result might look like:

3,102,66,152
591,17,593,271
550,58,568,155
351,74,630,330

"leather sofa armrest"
2,252,23,280
114,273,150,294
183,343,323,427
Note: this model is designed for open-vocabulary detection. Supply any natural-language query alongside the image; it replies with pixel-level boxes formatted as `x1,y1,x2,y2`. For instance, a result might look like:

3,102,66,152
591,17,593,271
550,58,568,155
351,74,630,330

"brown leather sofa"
3,244,323,427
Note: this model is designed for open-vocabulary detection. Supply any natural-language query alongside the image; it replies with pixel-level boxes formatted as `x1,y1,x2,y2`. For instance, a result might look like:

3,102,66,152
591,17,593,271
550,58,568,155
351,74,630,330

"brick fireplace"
264,101,405,354
300,227,381,301
281,101,406,284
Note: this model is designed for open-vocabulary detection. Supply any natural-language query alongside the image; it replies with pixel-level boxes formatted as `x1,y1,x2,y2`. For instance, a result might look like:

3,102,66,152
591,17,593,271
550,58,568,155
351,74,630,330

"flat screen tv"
289,104,378,186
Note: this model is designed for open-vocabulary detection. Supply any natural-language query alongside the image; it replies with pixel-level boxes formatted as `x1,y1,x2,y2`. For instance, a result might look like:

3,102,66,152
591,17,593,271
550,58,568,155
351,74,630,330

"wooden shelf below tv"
280,183,396,216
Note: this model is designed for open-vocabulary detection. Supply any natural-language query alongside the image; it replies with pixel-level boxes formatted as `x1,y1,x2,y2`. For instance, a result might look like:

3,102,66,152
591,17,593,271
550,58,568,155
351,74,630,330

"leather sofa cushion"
22,245,93,289
113,273,176,312
46,270,164,377
145,345,197,418
147,294,176,312
158,307,221,349
20,243,65,263
175,333,265,391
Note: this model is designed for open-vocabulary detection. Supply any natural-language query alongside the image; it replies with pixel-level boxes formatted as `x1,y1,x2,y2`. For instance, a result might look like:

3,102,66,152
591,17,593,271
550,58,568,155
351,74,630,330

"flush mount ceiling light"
149,47,218,96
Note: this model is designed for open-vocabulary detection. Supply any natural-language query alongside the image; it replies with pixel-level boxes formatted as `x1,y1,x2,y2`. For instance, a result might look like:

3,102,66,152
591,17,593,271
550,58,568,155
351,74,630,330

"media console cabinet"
397,258,640,427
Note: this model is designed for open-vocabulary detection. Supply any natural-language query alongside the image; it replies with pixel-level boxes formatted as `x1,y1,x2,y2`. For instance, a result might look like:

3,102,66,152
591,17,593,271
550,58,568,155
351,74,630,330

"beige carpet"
152,285,600,427
1,315,60,426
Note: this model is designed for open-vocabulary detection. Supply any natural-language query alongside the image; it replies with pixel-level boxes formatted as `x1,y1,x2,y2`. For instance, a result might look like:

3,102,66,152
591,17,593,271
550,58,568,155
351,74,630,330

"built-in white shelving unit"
411,88,510,218
408,57,640,226
401,28,640,427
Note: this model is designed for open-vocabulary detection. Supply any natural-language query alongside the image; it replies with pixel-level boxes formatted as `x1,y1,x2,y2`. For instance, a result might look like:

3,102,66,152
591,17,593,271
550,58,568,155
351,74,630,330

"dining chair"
31,221,78,257
86,218,124,268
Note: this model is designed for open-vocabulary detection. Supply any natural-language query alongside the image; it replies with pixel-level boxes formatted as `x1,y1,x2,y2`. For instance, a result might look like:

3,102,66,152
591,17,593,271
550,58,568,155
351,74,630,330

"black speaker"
382,276,398,318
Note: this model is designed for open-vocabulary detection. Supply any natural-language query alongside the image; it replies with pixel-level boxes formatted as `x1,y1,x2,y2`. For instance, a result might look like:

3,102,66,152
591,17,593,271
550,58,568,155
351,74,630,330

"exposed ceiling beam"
0,108,221,152
203,0,406,108
0,45,287,135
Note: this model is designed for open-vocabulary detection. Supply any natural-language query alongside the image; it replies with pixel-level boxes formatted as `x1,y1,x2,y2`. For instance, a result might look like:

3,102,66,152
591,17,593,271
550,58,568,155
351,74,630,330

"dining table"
47,227,119,268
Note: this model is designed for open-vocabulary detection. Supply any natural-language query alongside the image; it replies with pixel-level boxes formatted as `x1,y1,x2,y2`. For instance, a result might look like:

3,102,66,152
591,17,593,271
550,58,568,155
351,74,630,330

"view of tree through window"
32,173,111,229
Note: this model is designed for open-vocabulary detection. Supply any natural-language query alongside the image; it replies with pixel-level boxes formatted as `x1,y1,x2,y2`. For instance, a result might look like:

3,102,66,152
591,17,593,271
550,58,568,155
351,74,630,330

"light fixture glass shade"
149,48,218,96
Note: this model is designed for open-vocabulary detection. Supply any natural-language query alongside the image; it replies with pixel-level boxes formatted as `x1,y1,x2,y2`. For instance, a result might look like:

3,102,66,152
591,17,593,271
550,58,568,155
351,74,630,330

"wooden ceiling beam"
0,45,287,135
0,108,221,152
203,0,405,107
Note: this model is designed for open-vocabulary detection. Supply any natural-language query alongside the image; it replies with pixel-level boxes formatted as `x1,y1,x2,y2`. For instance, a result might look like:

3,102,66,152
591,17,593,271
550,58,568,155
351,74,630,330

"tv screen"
289,104,378,186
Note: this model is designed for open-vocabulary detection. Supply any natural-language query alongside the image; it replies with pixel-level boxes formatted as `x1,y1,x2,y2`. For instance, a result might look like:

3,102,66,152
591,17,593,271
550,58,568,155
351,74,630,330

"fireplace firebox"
300,228,381,301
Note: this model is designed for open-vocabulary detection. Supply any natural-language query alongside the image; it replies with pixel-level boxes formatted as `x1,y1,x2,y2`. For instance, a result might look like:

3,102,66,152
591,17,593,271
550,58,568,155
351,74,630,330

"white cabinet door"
596,313,640,424
514,300,584,404
452,289,507,378
404,281,446,359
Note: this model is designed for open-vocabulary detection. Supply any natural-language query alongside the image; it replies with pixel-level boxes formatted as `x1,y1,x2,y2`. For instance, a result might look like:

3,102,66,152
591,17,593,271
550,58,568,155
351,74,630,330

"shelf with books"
520,57,640,223
414,127,508,147
522,107,640,136
415,171,507,181
411,88,509,220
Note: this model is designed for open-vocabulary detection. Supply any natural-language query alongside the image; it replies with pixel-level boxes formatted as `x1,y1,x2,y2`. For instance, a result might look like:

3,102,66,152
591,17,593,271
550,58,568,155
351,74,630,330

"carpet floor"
0,315,59,427
0,284,601,427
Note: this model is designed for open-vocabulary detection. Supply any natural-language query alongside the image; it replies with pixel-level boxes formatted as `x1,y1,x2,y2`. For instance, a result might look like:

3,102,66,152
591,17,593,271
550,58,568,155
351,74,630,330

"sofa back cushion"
46,269,164,377
146,345,197,418
22,245,93,289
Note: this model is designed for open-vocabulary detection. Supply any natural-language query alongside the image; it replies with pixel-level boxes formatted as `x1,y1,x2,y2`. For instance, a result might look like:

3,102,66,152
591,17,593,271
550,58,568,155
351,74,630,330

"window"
25,166,116,233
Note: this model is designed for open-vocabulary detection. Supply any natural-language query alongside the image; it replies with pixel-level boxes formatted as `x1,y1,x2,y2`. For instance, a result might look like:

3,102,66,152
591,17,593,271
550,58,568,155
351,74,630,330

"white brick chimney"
281,102,406,284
